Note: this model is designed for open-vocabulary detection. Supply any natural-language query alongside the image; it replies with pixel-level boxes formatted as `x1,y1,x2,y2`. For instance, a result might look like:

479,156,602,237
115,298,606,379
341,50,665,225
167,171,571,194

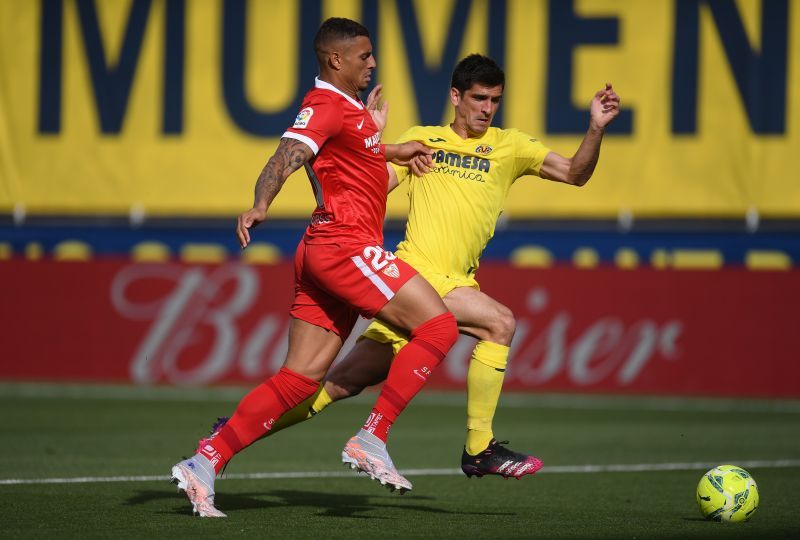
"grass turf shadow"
126,488,516,519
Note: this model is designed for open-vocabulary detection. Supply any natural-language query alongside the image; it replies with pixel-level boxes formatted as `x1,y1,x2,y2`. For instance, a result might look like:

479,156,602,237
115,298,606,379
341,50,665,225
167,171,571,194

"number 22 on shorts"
362,245,397,271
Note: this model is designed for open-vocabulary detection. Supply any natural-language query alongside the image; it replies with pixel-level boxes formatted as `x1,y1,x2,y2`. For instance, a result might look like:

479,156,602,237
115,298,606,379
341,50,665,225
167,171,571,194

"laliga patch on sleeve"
293,107,314,129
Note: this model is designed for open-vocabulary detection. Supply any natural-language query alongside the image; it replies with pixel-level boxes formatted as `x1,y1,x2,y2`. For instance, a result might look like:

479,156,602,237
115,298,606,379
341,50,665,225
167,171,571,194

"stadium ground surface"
2,384,799,539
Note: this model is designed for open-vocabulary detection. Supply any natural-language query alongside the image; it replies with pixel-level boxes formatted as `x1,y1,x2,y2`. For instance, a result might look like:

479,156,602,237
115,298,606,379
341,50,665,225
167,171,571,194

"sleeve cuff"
282,131,320,155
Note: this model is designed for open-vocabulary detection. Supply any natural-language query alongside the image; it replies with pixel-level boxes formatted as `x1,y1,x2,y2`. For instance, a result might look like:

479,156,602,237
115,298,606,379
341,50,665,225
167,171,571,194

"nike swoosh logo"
357,119,364,129
413,369,426,380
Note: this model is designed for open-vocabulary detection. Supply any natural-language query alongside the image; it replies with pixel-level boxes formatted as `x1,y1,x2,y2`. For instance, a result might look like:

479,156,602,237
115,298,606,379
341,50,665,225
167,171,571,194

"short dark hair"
451,54,505,93
314,18,370,56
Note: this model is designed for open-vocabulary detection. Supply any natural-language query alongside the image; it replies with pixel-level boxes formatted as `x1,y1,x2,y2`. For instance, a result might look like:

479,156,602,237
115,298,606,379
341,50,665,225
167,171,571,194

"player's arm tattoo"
253,138,314,209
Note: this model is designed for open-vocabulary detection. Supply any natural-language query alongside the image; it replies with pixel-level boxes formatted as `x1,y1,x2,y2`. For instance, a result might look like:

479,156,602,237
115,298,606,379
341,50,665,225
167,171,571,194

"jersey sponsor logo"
310,212,334,226
475,144,493,155
293,107,314,128
432,165,486,183
432,150,491,172
357,118,365,129
431,149,491,182
363,132,380,148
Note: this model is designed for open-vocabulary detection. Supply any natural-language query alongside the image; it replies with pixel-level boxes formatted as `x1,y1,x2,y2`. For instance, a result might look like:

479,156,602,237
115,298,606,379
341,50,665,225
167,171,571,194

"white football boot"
170,455,227,518
342,429,412,494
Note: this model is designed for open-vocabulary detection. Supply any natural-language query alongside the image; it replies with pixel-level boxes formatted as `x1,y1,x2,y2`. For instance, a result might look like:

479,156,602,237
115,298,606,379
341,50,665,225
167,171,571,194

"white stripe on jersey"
282,131,319,154
351,255,395,301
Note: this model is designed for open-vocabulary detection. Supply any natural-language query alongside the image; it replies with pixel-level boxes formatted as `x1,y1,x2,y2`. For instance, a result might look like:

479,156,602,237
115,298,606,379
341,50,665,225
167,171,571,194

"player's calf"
364,311,458,441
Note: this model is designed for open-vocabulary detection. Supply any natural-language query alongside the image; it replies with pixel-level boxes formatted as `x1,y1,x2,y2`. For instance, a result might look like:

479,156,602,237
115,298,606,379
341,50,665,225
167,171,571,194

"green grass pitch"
1,384,799,539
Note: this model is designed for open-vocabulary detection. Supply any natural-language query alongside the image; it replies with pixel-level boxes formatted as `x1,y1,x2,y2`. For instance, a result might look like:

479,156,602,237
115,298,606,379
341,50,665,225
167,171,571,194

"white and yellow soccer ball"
696,465,759,522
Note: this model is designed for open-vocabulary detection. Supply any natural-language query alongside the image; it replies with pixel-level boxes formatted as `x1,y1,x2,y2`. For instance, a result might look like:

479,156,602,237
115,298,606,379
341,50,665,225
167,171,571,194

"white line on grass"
2,459,799,486
3,383,800,414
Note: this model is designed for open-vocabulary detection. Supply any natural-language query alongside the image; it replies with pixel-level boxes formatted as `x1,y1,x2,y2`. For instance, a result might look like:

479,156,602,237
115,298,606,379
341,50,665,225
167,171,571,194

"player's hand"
236,207,267,249
407,154,433,176
388,141,433,176
590,83,620,130
366,84,387,132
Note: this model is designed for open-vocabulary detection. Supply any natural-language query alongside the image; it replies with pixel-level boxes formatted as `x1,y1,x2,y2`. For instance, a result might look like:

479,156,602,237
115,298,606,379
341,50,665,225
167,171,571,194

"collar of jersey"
314,77,364,110
446,123,491,142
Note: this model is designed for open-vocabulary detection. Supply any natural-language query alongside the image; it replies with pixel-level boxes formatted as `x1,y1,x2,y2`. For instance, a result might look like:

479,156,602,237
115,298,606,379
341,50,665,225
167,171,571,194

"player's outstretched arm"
236,138,314,249
539,83,620,186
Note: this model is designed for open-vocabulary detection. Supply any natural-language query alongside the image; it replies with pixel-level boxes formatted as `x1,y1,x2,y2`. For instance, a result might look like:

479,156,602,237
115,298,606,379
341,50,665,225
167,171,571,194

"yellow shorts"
361,252,479,355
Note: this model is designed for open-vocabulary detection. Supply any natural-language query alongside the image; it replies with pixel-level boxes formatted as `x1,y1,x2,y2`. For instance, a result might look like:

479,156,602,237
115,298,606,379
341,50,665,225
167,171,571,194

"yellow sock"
266,385,334,436
465,341,509,455
309,385,334,414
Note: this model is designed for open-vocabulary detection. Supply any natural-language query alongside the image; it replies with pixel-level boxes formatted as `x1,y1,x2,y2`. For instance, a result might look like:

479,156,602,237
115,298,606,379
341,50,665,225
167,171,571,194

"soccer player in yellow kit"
201,54,620,487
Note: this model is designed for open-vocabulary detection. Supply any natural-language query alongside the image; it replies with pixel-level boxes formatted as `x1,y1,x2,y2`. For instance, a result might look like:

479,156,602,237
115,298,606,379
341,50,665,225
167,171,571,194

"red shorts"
290,241,418,338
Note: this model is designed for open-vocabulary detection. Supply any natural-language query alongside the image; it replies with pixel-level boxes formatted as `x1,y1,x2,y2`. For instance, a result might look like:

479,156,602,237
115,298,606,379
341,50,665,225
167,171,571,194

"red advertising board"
1,260,798,397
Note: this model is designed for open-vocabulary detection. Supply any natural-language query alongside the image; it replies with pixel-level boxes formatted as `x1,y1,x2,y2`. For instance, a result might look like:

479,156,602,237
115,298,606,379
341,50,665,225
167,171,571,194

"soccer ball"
696,465,759,522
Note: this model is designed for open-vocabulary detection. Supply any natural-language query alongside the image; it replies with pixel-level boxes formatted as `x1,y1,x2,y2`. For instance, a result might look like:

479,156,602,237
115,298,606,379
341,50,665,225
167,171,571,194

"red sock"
365,312,458,442
198,367,319,473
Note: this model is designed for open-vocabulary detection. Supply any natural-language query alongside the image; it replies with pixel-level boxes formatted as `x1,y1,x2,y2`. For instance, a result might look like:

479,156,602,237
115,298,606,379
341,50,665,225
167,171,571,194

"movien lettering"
35,0,788,136
433,150,491,173
36,0,499,135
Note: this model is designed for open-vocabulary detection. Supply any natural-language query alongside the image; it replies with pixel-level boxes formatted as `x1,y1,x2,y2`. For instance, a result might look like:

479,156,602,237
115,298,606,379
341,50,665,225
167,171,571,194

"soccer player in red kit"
169,18,458,518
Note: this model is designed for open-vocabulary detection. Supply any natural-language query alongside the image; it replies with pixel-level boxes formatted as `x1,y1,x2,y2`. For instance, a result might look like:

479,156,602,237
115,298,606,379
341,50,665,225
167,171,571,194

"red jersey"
283,78,387,246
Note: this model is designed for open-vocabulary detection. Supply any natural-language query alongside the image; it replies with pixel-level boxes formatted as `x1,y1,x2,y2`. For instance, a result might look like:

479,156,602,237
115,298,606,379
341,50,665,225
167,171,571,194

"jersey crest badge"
293,107,314,129
383,263,400,278
475,144,493,155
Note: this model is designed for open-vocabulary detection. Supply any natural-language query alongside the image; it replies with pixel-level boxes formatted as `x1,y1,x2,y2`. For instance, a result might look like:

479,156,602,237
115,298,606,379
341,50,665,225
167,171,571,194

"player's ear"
449,87,461,107
330,52,341,70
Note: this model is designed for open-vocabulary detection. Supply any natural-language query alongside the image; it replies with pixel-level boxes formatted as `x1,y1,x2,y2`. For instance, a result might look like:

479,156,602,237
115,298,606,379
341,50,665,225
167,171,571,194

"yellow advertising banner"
1,0,798,219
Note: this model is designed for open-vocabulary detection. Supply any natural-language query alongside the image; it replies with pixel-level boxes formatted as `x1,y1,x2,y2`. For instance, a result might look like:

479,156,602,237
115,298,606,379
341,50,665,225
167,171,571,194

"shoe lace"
488,440,510,454
492,440,526,460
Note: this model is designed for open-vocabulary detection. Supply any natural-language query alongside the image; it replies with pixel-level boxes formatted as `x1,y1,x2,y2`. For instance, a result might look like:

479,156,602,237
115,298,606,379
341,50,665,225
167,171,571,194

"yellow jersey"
391,124,551,277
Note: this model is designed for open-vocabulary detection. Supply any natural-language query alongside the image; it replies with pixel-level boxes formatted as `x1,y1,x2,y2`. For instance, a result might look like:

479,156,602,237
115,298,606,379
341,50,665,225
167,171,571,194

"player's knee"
489,305,516,345
410,311,458,361
263,367,320,412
